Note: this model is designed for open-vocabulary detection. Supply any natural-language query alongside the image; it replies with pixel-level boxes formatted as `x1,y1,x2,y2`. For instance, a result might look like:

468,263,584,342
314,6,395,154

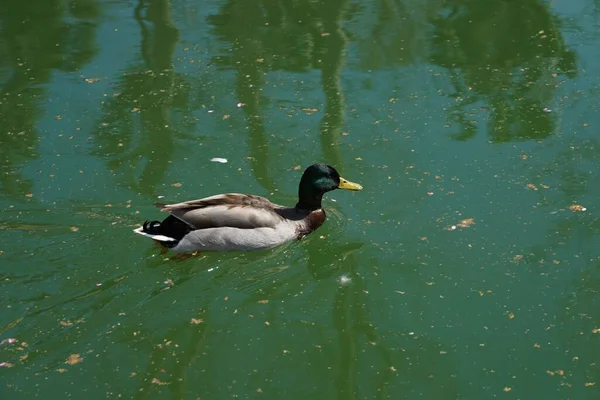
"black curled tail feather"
141,215,193,248
142,220,163,234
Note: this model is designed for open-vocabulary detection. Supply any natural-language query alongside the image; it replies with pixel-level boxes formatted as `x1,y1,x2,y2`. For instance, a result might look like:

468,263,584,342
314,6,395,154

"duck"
133,163,363,253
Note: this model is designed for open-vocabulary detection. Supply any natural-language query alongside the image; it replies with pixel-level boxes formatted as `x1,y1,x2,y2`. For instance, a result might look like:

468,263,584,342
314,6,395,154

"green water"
2,0,600,398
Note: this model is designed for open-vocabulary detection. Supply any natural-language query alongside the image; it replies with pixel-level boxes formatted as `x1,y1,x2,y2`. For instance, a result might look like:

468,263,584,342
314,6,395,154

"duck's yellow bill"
339,177,363,191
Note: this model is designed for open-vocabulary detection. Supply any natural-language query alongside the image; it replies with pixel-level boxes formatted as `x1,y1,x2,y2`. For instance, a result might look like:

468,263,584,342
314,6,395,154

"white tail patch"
133,227,176,242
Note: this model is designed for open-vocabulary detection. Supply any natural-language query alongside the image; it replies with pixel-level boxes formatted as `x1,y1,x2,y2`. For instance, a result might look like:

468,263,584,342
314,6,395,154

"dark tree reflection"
357,0,438,70
0,0,100,196
92,0,190,197
429,0,577,142
208,0,356,185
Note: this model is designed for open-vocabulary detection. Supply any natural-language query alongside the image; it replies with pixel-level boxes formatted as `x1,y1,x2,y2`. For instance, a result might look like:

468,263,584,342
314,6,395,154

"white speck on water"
210,158,228,163
337,274,352,286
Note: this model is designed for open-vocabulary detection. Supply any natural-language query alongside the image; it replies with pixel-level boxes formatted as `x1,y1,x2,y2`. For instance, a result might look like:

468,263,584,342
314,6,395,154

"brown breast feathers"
296,209,326,239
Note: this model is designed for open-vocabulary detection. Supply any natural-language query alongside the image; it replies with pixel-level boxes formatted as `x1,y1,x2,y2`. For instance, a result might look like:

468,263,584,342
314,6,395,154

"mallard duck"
133,163,363,253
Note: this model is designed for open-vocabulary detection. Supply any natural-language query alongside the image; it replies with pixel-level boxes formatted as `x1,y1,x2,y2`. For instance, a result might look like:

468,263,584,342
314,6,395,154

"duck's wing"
158,193,285,230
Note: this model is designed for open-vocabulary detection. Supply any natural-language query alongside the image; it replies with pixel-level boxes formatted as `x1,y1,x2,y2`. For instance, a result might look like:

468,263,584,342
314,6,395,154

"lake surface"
2,0,600,398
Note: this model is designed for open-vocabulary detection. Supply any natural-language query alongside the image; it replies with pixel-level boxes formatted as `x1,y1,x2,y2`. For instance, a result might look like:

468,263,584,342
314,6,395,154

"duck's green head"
297,163,362,210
